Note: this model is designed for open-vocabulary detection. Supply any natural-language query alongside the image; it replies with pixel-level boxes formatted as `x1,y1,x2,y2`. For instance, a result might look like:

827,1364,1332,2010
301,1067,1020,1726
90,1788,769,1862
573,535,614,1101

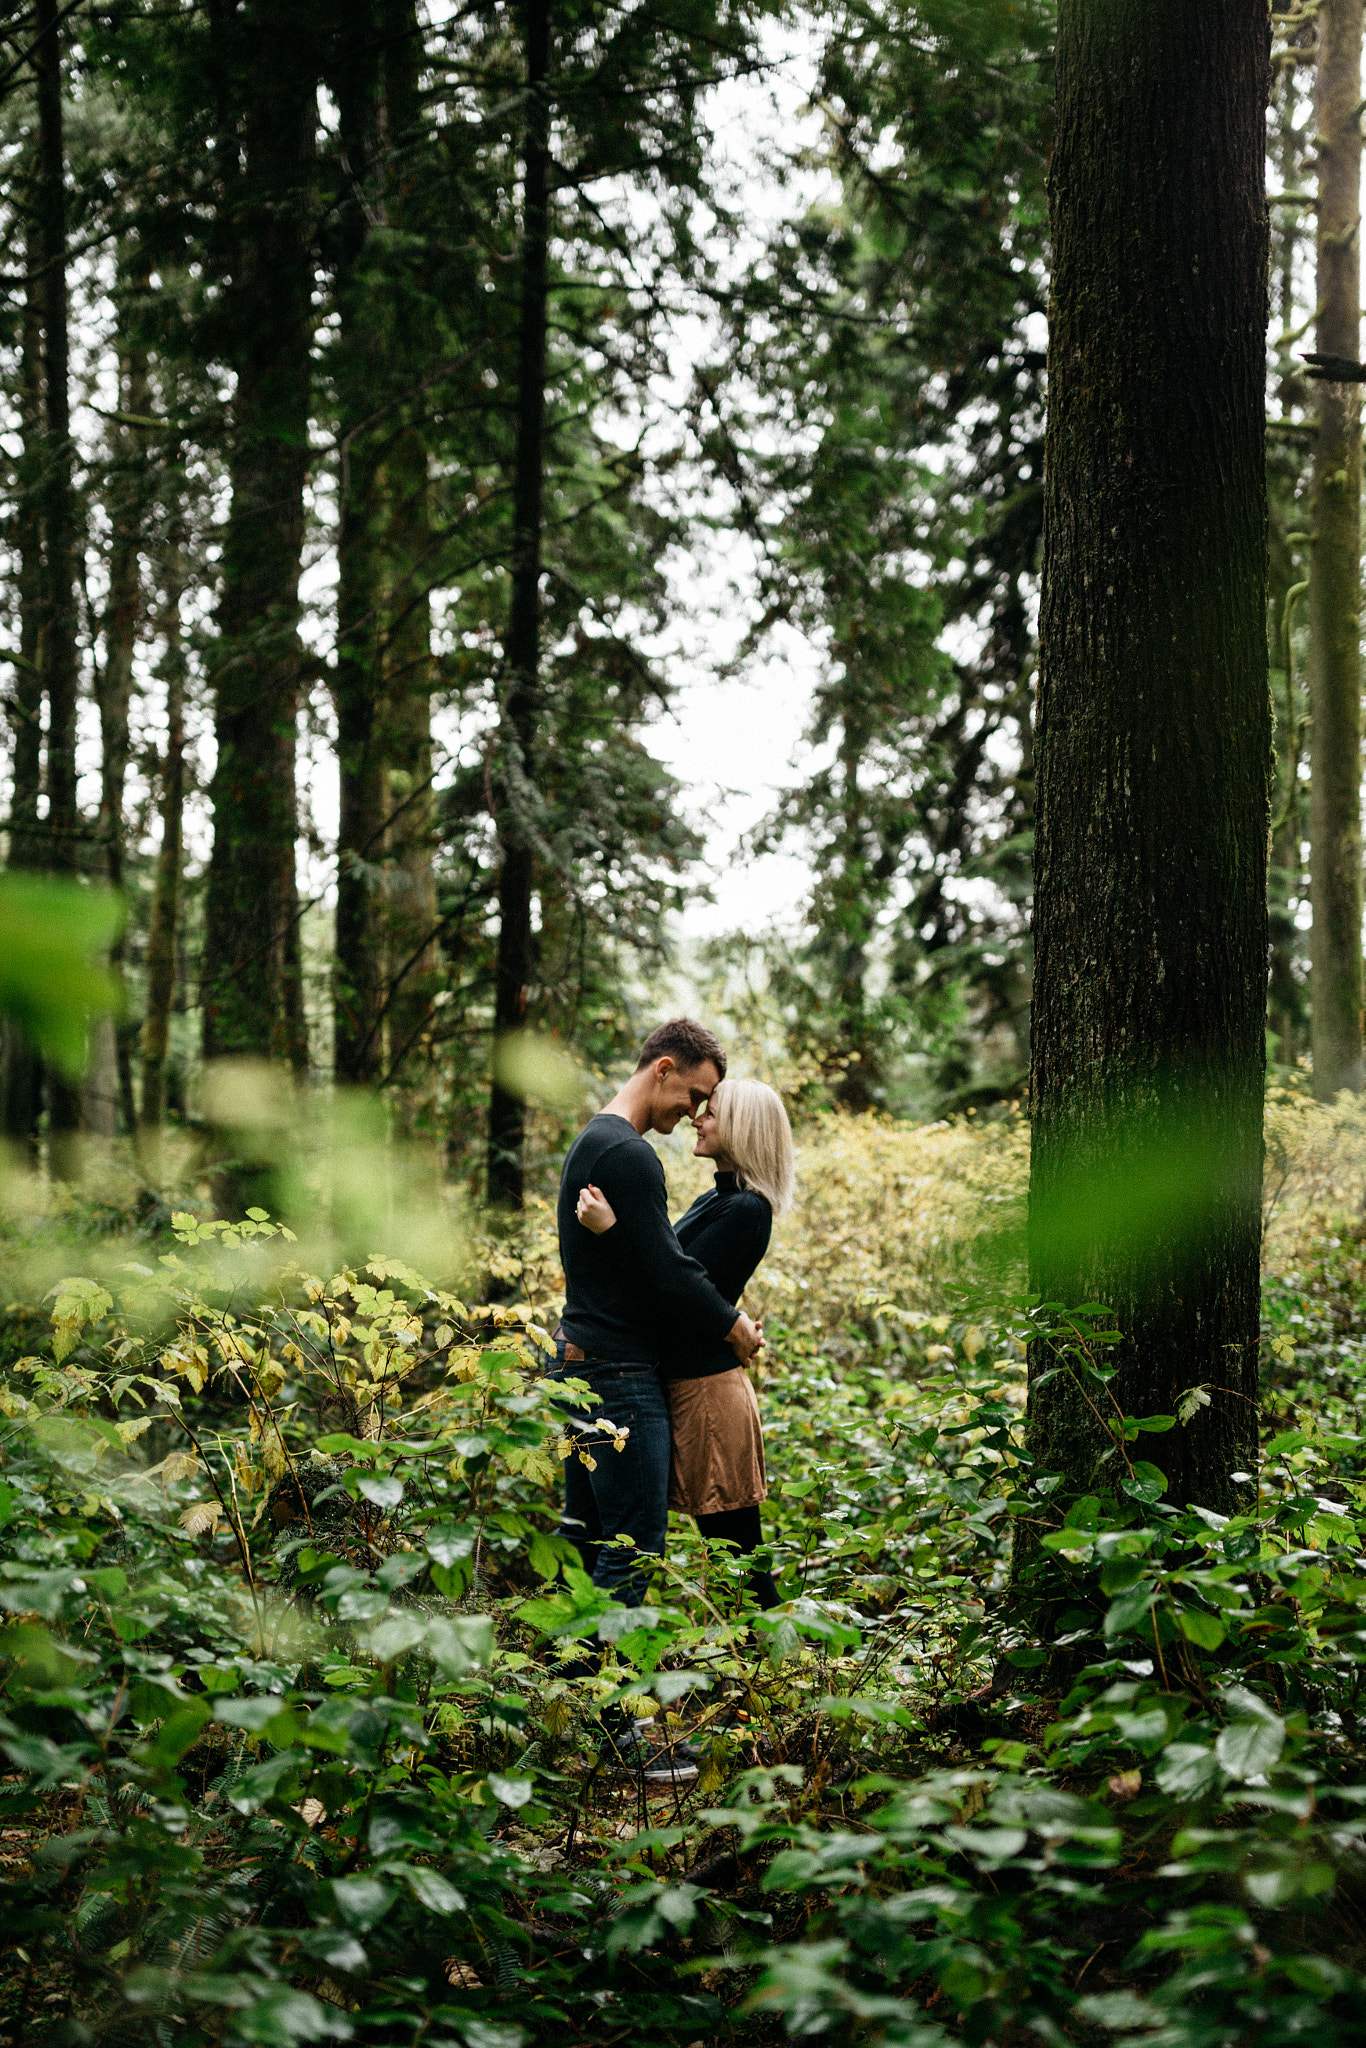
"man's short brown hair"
635,1017,727,1078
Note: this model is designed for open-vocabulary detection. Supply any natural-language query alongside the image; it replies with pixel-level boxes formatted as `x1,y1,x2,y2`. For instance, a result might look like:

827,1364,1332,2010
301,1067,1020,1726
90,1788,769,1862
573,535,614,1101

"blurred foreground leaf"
0,874,123,1073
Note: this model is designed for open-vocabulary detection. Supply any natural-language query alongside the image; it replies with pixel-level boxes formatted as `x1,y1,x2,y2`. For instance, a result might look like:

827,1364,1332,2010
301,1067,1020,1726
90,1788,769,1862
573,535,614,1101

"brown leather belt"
553,1326,586,1363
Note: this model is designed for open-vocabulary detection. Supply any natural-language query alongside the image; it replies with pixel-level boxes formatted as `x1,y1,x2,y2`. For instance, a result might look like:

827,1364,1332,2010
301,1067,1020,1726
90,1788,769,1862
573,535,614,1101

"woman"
576,1076,795,1608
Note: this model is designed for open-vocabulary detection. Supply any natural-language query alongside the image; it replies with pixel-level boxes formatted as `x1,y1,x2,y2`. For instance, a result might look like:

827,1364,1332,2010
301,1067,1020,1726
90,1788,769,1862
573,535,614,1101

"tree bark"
36,0,82,1175
1027,0,1270,1516
1308,0,1363,1097
382,419,439,1124
377,0,438,1125
201,13,315,1072
3,218,46,1159
140,545,186,1147
96,262,151,1139
487,0,551,1210
330,0,438,1101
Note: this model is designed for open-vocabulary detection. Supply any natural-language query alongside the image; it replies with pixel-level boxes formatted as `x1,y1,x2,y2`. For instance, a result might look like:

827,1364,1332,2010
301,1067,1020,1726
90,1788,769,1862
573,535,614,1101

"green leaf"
1176,1608,1227,1651
1132,1414,1177,1433
1121,1462,1168,1504
149,1701,212,1763
366,1614,426,1664
330,1876,396,1930
336,1588,388,1623
357,1472,403,1510
1155,1743,1221,1800
427,1615,494,1674
1099,1558,1146,1595
1216,1712,1285,1780
1103,1582,1156,1639
487,1774,534,1808
393,1864,466,1915
424,1524,475,1569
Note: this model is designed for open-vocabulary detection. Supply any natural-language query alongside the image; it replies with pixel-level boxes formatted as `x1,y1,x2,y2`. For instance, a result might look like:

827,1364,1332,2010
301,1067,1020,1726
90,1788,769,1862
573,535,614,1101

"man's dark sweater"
558,1114,740,1362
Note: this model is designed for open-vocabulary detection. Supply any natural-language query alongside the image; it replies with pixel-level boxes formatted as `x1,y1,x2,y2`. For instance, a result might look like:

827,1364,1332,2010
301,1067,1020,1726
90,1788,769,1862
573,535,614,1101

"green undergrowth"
5,1210,1366,2045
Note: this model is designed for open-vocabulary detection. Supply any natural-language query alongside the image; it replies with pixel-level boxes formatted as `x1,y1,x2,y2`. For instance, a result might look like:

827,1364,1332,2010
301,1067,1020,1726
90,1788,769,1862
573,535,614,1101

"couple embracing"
552,1018,794,1644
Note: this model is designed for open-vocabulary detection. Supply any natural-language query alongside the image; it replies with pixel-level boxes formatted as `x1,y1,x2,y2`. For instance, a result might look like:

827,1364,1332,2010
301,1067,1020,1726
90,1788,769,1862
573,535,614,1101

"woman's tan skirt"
666,1368,767,1515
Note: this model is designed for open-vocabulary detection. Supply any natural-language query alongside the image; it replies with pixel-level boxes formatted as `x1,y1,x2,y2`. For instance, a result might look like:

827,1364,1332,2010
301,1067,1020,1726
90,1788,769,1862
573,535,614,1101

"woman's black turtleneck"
659,1170,772,1380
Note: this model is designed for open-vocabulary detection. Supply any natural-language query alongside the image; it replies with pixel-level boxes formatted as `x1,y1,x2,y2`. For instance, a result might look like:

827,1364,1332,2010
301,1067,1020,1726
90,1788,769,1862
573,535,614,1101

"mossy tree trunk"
1307,0,1364,1098
1027,0,1270,1516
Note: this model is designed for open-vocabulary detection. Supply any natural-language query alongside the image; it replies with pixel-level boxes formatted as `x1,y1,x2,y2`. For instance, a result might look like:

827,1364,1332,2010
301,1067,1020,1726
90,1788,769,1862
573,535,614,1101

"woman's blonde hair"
711,1078,796,1217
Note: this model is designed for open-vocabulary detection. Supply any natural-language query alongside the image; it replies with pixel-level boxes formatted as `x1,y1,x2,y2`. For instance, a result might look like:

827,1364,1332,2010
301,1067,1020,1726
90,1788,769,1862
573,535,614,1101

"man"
552,1019,762,1779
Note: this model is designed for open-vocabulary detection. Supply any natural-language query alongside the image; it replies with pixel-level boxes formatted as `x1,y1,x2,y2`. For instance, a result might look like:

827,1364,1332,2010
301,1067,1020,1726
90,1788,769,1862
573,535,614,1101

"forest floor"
5,1084,1366,2046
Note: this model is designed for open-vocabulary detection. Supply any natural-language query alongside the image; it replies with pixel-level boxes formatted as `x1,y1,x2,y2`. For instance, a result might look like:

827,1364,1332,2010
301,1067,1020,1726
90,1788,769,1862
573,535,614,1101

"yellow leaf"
179,1501,222,1537
160,1450,200,1489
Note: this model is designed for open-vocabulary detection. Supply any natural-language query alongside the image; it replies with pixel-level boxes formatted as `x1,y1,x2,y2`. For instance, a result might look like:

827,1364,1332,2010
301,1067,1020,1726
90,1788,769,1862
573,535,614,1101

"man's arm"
595,1140,742,1345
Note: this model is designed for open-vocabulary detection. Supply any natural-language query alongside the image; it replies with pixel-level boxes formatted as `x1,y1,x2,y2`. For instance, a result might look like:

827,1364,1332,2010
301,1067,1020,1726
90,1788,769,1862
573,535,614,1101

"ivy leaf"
1120,1462,1168,1505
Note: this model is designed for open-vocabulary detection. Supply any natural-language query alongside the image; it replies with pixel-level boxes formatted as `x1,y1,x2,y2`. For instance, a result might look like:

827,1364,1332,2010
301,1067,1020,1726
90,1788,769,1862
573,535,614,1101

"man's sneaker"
599,1723,700,1785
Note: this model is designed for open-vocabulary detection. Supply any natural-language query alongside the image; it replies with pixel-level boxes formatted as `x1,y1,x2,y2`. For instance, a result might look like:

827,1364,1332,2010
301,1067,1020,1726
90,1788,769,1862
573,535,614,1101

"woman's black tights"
694,1505,780,1610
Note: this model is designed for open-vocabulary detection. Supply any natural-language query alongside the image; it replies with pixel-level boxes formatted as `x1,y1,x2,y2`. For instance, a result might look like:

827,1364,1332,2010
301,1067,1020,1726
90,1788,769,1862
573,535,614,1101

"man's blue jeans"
552,1348,670,1608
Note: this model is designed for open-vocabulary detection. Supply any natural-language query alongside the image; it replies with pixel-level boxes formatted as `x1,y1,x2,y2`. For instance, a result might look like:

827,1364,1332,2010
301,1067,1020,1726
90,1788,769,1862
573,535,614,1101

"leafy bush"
9,1101,1366,2044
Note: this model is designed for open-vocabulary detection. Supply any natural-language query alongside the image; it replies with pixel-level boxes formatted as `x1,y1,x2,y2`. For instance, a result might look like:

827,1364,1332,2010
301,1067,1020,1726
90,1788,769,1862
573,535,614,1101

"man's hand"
725,1312,764,1364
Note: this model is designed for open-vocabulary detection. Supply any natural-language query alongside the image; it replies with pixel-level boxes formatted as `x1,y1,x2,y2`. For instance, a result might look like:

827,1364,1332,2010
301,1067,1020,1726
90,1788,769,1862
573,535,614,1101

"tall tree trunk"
96,264,151,1139
1268,56,1311,1065
831,717,876,1111
332,0,391,1090
1308,0,1363,1097
140,544,186,1150
1026,0,1269,1517
382,422,438,1120
379,8,438,1124
487,0,551,1210
4,223,46,1159
201,18,315,1074
332,0,439,1110
36,0,82,1177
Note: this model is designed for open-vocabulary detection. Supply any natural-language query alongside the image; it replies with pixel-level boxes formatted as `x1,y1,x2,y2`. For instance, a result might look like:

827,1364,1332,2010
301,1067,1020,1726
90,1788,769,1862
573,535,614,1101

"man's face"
647,1057,720,1135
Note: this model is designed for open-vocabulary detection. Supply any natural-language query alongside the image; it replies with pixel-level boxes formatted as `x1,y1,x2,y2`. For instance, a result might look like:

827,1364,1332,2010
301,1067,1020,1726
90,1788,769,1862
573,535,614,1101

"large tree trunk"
378,8,438,1124
1308,0,1363,1098
333,0,397,1092
201,18,315,1072
36,0,82,1177
487,0,551,1210
4,224,47,1160
95,266,151,1140
1026,0,1269,1516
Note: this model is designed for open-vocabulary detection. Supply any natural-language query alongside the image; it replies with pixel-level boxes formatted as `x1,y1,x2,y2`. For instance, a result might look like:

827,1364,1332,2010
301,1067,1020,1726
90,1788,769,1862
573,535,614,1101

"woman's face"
692,1106,734,1167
